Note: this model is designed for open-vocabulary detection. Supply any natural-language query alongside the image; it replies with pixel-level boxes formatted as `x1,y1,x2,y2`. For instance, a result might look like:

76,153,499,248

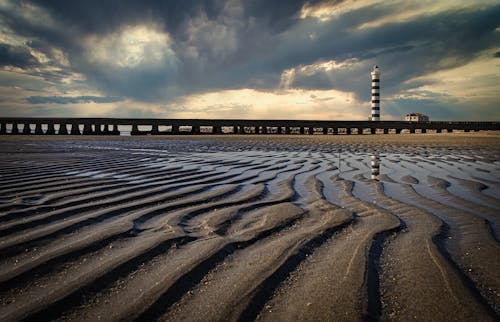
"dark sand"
0,133,499,321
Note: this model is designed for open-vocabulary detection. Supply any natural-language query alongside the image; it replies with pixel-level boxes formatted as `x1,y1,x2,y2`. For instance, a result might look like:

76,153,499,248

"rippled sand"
0,133,499,321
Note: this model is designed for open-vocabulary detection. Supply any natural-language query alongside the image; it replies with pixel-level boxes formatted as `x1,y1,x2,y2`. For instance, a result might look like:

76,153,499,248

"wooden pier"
0,118,499,135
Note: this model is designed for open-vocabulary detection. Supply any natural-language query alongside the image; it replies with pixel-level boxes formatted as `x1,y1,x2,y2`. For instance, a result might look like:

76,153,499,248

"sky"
0,0,499,121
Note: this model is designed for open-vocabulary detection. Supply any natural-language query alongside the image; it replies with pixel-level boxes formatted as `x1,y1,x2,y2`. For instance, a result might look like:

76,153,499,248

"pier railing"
0,118,499,135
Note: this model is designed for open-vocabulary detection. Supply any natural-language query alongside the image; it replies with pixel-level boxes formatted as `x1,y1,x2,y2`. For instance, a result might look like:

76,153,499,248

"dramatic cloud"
26,96,123,104
0,43,39,68
0,0,499,120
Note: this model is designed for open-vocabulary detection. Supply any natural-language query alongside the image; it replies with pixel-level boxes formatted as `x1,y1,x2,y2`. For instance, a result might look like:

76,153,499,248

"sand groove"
368,181,496,320
0,135,499,321
383,182,500,315
252,175,400,321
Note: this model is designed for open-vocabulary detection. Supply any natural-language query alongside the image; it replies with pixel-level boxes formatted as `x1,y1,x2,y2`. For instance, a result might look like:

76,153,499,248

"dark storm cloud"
0,0,499,119
258,3,500,100
28,0,322,35
26,96,123,104
173,1,499,102
0,0,326,99
242,0,324,32
0,43,39,68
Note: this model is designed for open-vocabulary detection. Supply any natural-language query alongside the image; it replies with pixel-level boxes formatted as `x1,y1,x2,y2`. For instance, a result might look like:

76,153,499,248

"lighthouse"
371,65,380,121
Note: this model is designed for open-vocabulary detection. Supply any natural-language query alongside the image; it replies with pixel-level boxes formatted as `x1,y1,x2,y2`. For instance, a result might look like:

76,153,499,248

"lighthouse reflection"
370,154,380,180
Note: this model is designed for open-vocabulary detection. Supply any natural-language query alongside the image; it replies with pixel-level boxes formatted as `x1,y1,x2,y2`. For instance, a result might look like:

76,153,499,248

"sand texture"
0,133,499,321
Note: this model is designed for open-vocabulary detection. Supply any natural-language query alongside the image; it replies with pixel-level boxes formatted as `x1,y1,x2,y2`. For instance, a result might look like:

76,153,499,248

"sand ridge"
0,133,499,321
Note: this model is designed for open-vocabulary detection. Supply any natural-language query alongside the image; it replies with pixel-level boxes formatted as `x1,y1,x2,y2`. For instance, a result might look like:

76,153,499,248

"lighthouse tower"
371,65,380,121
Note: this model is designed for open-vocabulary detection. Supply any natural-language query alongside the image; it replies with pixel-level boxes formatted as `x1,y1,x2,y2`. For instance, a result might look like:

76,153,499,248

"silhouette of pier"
0,118,499,135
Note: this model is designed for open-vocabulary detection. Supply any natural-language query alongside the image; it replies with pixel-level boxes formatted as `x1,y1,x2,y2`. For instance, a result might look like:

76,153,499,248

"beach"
0,133,499,321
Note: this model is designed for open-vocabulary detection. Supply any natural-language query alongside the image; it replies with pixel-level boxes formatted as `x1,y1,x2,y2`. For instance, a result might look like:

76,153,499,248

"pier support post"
23,123,32,135
323,127,328,135
171,125,179,134
131,124,140,135
395,129,401,134
111,124,120,135
83,123,92,135
410,128,415,134
11,123,19,135
71,124,81,135
212,126,222,134
421,128,426,134
464,129,470,133
35,123,43,135
383,128,389,134
346,128,352,135
447,129,453,133
436,129,442,133
46,123,55,135
192,125,200,134
102,125,111,135
151,124,160,135
0,122,5,134
94,124,102,135
300,127,305,135
371,128,377,135
333,128,338,135
358,128,363,135
58,124,68,135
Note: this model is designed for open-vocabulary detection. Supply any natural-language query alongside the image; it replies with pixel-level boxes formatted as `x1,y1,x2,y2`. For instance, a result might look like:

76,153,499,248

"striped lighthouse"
371,65,380,121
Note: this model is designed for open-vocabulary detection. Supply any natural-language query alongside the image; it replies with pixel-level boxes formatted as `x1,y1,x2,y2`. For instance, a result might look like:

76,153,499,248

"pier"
0,117,499,135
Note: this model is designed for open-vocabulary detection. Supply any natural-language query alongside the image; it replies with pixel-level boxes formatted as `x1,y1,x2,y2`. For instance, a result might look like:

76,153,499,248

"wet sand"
0,133,499,321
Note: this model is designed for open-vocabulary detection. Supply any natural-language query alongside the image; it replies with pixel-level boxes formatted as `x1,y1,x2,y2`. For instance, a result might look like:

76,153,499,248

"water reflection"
370,154,380,180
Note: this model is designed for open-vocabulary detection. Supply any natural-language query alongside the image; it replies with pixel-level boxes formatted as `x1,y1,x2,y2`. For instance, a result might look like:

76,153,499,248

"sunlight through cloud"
86,25,177,69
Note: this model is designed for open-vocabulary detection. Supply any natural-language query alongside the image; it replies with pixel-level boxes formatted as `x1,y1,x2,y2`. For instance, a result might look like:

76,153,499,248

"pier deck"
0,118,499,135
